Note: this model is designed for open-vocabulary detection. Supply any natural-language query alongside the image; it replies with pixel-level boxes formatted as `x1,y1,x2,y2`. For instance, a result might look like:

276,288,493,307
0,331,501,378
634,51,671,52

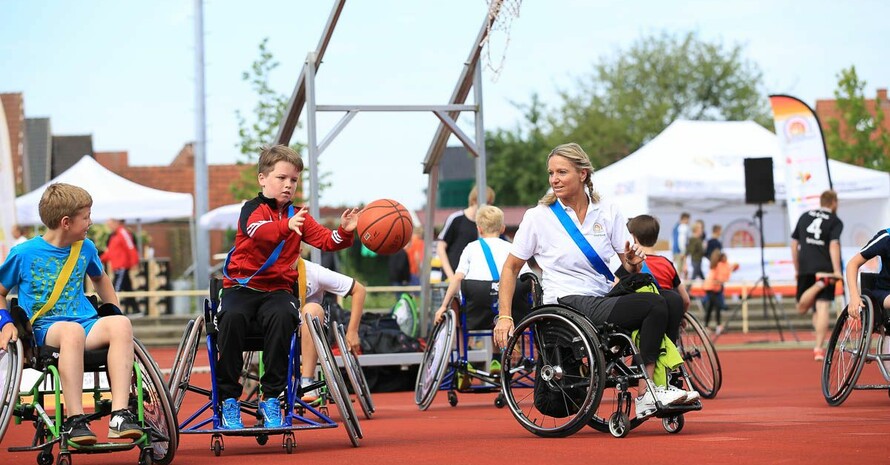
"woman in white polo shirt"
492,142,693,417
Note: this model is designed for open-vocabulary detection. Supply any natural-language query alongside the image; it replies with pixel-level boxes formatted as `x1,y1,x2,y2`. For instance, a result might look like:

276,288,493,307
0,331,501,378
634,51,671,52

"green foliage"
485,94,555,206
485,31,772,187
824,66,890,172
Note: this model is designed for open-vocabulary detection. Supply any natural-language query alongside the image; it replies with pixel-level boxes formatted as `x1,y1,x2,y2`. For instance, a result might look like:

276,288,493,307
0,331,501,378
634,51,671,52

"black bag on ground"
358,313,422,354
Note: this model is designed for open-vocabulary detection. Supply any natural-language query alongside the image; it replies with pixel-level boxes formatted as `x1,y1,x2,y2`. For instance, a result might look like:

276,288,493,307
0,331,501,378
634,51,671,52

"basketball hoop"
482,0,522,81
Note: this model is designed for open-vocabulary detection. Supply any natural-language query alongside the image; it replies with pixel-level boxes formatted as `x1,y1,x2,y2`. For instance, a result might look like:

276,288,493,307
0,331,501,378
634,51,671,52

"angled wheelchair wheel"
167,314,204,414
134,339,179,465
501,305,606,438
308,316,361,446
679,312,722,398
822,297,872,406
0,339,24,443
335,323,374,419
414,309,456,410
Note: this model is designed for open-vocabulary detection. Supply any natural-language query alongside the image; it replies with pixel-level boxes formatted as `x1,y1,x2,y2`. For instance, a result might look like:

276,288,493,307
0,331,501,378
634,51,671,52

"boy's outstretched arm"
345,281,366,352
91,273,121,308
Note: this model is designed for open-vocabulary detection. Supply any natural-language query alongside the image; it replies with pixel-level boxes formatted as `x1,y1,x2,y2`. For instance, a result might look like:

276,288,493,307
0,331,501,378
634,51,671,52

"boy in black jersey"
791,190,843,361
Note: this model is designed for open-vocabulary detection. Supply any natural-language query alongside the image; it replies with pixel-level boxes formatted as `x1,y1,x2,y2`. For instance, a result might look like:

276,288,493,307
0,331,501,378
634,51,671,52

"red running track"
2,346,889,465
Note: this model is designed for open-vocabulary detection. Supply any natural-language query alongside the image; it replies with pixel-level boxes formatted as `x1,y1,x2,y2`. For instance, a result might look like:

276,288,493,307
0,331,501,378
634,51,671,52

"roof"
51,135,93,177
24,118,51,191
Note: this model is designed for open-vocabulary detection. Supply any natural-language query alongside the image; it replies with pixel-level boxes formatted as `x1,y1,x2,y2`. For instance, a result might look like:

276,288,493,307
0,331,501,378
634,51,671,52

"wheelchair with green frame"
822,273,890,406
499,280,703,438
415,273,538,410
166,281,363,455
0,300,177,465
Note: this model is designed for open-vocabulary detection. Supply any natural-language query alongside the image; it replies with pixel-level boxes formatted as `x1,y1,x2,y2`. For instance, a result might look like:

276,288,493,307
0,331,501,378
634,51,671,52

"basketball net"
481,0,522,82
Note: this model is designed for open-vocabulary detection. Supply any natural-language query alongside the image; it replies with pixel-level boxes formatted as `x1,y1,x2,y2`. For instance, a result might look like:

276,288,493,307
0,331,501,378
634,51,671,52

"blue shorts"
866,289,890,308
33,318,99,347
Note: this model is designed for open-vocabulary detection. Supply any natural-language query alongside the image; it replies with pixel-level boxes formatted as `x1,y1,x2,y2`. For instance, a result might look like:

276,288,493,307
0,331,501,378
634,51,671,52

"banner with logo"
0,99,17,262
768,94,833,233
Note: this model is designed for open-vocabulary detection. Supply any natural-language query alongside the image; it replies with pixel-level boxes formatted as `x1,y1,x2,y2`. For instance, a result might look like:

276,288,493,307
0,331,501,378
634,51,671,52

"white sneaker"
664,385,689,403
634,391,657,418
684,389,701,403
652,386,686,406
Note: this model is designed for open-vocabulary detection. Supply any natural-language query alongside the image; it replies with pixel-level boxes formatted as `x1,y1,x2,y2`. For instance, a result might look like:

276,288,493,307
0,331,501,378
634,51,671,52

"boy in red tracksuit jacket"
216,144,358,429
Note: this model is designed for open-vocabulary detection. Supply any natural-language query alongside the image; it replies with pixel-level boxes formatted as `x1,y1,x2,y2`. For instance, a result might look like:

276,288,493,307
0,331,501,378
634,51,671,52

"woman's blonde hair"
538,142,600,205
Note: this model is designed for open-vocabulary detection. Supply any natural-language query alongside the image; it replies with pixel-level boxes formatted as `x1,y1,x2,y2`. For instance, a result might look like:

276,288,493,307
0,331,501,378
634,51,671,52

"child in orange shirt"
703,250,736,334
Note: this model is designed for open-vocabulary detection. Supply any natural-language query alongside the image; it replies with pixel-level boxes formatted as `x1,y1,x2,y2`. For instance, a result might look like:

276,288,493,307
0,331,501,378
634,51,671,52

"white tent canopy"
16,155,194,225
593,120,890,248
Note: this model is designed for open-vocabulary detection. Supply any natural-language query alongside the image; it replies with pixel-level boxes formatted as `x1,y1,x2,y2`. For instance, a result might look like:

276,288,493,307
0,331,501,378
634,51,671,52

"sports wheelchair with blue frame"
499,277,702,438
0,300,177,465
166,282,362,455
822,273,890,406
414,273,538,410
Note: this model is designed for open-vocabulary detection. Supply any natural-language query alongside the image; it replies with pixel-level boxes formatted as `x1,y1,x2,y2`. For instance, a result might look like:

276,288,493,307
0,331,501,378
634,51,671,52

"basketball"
357,199,413,255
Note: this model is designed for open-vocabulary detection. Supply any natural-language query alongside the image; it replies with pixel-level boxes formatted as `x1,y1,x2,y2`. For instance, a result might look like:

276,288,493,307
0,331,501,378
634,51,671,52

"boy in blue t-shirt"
0,183,141,445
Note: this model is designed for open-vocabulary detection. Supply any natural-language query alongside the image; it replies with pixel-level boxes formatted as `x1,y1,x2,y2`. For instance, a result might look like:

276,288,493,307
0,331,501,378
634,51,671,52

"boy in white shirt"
434,205,532,373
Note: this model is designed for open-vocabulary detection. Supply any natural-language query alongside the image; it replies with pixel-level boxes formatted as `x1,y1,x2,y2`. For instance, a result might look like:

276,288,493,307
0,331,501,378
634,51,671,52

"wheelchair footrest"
653,400,703,417
181,423,337,436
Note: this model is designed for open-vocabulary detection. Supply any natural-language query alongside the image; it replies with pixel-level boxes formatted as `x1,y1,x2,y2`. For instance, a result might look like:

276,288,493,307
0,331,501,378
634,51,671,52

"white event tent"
16,155,194,225
593,120,890,249
593,120,889,283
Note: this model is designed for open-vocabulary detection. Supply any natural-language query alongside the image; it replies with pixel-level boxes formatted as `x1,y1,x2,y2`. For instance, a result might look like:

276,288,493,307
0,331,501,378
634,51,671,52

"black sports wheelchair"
822,272,890,406
166,278,367,455
497,275,703,438
0,298,177,465
415,273,537,410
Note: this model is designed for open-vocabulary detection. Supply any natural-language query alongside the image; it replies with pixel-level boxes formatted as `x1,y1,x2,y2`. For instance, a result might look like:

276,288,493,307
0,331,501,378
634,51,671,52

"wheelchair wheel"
0,339,24,443
167,314,204,414
679,312,722,398
335,323,374,419
822,297,872,406
501,305,606,438
134,339,178,465
414,309,456,410
308,316,361,447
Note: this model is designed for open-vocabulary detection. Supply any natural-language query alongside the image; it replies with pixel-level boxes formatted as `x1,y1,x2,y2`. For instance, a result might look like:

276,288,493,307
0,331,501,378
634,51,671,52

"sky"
2,0,889,211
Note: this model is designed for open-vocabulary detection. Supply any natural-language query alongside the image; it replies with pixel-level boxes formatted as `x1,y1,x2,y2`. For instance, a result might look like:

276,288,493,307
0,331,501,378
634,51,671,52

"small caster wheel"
608,412,630,438
256,434,268,446
494,393,506,408
56,453,71,465
139,448,153,465
211,434,224,456
447,391,458,407
37,450,54,465
663,414,685,434
283,433,295,454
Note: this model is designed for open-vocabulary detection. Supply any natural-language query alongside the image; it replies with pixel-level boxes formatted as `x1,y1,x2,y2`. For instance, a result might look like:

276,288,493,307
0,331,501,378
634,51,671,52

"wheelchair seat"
460,274,533,330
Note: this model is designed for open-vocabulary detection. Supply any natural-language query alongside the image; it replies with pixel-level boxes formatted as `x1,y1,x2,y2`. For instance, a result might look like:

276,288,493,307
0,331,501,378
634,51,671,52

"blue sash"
223,205,295,286
549,202,614,282
640,261,662,289
478,239,500,281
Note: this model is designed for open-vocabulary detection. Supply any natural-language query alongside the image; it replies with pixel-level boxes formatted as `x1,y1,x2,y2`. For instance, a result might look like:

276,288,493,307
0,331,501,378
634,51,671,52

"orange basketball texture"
357,199,413,255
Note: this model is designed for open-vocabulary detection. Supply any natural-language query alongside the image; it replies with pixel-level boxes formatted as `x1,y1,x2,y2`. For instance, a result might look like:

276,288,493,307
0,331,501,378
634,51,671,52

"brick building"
0,93,25,194
815,88,890,141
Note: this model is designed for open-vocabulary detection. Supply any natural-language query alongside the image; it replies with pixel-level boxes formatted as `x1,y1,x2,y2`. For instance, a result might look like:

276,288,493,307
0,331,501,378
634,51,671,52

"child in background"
703,250,737,334
687,220,705,280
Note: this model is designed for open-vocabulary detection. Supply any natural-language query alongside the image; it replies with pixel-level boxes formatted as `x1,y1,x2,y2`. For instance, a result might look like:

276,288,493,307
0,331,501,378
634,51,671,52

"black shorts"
796,274,835,305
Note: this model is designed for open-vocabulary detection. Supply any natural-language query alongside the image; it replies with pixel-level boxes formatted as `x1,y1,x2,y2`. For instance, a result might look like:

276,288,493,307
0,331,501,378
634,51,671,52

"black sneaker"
108,409,143,439
63,414,97,445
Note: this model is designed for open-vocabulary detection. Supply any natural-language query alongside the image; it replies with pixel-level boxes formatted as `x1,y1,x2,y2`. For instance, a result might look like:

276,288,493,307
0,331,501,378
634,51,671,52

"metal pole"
193,0,210,291
421,168,439,337
305,52,321,265
473,62,486,206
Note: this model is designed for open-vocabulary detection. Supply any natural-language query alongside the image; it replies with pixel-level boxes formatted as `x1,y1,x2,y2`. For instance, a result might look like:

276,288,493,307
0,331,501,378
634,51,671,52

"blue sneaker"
260,398,282,428
220,398,243,429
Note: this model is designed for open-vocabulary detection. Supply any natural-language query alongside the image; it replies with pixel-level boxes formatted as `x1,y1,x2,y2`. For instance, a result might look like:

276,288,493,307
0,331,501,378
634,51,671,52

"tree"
486,94,555,206
555,31,772,165
824,65,890,172
485,31,773,186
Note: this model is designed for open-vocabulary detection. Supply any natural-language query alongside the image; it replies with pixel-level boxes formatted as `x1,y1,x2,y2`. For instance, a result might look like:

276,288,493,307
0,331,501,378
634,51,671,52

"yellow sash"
297,257,307,311
30,240,83,324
